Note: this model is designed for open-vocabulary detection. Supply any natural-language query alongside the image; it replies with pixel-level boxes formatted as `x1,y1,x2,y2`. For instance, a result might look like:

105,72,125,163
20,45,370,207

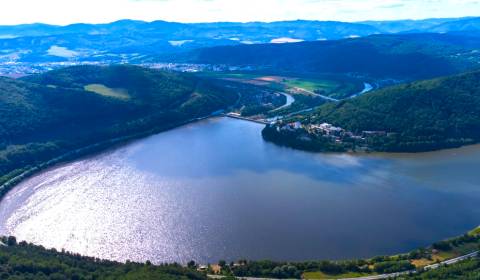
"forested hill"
0,236,205,279
310,70,480,152
185,33,480,80
0,65,237,186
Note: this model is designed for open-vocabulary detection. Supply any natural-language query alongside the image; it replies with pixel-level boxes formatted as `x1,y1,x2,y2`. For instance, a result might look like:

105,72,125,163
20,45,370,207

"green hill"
186,33,480,80
264,70,480,152
0,65,237,187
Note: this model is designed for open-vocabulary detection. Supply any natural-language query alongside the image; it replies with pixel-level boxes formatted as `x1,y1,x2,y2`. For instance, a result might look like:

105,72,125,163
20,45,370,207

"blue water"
0,117,479,264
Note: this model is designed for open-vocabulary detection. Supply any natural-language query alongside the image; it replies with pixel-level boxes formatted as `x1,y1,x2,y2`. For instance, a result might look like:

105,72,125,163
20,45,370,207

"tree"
6,236,16,246
188,260,197,269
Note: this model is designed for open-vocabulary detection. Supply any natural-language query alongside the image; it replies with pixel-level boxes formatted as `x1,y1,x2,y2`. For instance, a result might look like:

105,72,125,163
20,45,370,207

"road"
293,81,375,102
423,251,479,270
208,251,479,280
292,87,339,102
271,92,295,112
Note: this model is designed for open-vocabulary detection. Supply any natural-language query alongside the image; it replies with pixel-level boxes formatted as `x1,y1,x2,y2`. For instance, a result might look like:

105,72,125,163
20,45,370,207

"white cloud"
0,0,478,25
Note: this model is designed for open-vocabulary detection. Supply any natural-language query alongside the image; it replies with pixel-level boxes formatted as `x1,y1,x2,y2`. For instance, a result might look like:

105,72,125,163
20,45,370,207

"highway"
292,87,339,102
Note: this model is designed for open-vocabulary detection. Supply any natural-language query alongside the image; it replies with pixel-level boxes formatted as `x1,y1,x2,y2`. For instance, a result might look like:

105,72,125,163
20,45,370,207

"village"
273,120,388,148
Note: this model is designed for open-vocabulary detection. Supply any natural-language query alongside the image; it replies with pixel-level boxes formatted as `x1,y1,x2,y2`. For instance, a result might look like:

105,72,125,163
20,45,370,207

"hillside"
0,65,237,186
263,70,480,152
186,33,480,79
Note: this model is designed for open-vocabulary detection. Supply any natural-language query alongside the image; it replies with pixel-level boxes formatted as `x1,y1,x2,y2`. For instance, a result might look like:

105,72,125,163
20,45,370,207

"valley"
1,11,480,280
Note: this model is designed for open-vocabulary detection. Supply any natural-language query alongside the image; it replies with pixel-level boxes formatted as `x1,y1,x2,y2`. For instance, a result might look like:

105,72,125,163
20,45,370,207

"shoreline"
261,125,480,157
0,114,216,201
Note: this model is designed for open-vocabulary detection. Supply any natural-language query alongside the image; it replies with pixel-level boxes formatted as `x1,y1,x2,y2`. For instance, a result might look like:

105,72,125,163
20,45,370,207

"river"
0,117,479,264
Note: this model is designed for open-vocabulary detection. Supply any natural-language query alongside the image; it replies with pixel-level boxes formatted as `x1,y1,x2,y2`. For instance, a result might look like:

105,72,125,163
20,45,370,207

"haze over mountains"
0,17,480,66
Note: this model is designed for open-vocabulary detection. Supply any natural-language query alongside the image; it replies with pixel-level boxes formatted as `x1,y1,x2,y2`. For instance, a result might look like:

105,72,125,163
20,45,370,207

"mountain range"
183,32,480,79
1,17,480,64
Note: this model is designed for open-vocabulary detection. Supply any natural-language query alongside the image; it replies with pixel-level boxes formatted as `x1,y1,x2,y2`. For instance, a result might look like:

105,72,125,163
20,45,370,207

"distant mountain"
184,32,480,79
359,17,476,33
427,17,480,33
0,20,380,41
1,17,480,65
0,65,237,183
0,20,381,64
1,17,478,40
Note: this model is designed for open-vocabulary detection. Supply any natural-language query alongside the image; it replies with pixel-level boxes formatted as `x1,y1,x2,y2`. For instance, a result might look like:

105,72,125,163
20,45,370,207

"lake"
0,117,479,264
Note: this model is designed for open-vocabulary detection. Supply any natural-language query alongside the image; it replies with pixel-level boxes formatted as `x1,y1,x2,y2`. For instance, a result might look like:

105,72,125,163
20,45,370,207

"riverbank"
0,114,216,200
205,228,480,279
261,121,479,155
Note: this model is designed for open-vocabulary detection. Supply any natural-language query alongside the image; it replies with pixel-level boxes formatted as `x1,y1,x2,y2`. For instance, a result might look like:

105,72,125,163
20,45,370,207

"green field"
84,84,130,100
282,78,337,92
199,71,363,99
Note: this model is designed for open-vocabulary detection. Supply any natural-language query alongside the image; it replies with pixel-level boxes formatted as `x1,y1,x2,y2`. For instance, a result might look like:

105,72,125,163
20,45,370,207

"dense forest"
186,32,480,80
0,65,237,188
0,236,205,280
264,70,480,153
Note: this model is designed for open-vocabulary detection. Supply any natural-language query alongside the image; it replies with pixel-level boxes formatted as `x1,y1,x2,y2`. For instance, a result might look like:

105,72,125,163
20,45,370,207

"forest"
0,236,205,280
0,65,237,187
263,70,480,152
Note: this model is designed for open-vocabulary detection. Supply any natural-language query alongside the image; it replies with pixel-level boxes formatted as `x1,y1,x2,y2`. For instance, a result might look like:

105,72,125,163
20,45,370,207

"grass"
84,84,130,100
200,71,360,98
303,271,375,279
283,78,338,93
468,227,480,236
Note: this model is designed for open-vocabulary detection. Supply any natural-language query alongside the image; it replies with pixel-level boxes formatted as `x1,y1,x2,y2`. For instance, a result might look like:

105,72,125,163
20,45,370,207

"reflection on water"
0,117,479,264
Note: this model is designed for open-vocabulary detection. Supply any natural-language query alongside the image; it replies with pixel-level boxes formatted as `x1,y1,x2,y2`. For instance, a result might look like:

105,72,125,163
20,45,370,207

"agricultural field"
84,84,130,100
199,71,364,100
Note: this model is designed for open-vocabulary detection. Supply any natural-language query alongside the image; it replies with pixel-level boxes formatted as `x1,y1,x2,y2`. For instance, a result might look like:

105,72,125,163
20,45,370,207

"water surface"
0,117,479,264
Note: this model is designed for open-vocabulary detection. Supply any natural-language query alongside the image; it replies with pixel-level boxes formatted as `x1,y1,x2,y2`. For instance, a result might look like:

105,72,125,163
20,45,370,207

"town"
266,120,389,152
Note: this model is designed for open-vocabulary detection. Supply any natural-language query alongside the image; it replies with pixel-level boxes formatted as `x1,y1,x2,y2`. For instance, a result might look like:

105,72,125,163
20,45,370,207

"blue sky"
1,0,479,25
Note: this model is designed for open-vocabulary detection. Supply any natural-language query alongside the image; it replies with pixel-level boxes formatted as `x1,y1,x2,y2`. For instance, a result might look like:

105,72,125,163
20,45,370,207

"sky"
0,0,479,25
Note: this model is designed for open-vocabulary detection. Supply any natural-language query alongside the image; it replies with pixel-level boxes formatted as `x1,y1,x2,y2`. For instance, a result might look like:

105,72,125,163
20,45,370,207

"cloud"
0,0,478,25
380,3,406,8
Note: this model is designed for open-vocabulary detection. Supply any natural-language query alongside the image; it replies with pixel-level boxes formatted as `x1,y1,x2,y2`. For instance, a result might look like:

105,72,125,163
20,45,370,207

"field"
282,78,337,93
84,84,130,100
199,71,363,99
197,71,364,118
